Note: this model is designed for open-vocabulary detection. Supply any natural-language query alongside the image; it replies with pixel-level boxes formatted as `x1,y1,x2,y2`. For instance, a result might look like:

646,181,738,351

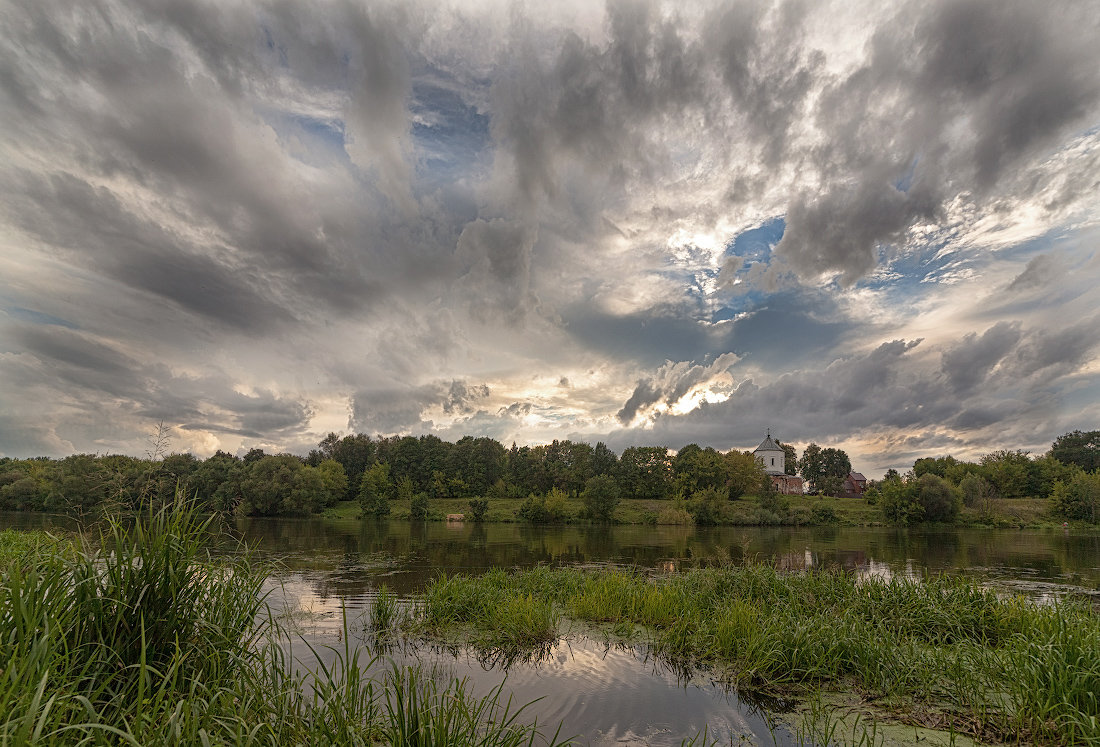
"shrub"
916,473,960,523
467,497,489,523
1051,470,1100,522
410,492,429,521
518,489,569,524
876,478,923,525
809,503,839,525
581,474,620,523
756,489,789,516
689,487,727,526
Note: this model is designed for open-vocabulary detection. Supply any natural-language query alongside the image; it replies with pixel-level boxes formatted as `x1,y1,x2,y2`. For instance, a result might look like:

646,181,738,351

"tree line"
3,428,1095,523
868,430,1100,524
0,432,818,518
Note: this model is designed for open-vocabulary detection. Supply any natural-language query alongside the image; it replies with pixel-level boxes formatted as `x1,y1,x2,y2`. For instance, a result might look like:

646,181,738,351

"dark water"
5,512,1099,744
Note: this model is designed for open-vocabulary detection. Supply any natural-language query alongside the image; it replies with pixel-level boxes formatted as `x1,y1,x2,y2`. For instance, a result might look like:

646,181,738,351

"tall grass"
0,497,573,746
412,564,1100,745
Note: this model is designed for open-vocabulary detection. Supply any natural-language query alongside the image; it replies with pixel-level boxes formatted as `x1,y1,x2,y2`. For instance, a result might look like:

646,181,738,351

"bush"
409,492,429,521
958,473,988,507
689,487,727,526
1051,470,1100,522
809,503,839,525
917,473,960,523
756,490,789,516
875,478,923,525
518,489,569,524
581,475,620,523
467,497,489,523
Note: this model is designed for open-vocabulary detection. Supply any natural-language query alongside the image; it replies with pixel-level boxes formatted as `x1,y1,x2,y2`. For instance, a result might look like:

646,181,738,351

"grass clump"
0,497,573,746
409,564,1100,745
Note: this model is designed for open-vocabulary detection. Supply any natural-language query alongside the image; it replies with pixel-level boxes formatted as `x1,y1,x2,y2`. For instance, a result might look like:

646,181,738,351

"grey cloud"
2,323,314,451
940,321,1022,393
349,387,435,435
616,379,662,425
5,171,291,333
774,182,938,285
1007,316,1100,379
616,352,740,424
442,380,491,415
1006,255,1060,293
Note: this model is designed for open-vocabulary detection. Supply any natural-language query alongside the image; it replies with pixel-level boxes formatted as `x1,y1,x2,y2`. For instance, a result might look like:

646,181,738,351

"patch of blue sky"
4,307,78,329
262,110,350,169
724,217,785,261
409,80,491,181
894,156,919,193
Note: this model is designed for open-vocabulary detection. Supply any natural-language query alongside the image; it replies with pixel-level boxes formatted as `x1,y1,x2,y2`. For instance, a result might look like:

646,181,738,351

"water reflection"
5,511,1099,744
225,517,1100,604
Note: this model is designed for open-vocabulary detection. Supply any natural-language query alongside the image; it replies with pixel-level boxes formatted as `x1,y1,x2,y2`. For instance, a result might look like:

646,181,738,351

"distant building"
842,472,867,498
753,431,804,495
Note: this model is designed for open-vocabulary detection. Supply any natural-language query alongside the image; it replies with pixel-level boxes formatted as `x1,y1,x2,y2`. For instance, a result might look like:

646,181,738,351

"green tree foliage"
688,487,727,526
315,460,348,508
979,450,1038,499
359,462,394,516
618,446,673,500
45,454,112,514
239,455,308,515
958,472,995,508
776,441,798,475
192,451,243,512
874,477,922,525
409,492,429,521
725,449,769,499
518,488,569,523
1050,429,1100,472
1051,470,1100,523
916,473,961,523
798,444,850,494
581,474,621,523
317,433,375,500
673,445,727,495
591,441,618,477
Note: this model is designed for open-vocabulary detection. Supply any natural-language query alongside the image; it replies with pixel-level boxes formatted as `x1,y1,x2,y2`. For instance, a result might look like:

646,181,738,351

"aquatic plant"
410,564,1100,745
0,498,573,745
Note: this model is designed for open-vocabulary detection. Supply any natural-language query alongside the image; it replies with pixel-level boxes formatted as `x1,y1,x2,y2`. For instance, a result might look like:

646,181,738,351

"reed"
0,497,574,746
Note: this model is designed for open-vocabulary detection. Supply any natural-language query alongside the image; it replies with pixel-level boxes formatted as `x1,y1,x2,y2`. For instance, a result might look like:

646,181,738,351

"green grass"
0,497,573,746
408,565,1100,745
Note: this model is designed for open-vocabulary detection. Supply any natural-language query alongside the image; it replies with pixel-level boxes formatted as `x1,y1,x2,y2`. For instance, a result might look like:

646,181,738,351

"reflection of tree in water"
215,516,1100,604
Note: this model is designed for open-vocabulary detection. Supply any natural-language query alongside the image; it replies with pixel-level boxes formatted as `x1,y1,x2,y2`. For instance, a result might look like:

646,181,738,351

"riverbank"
323,495,1069,529
401,565,1100,746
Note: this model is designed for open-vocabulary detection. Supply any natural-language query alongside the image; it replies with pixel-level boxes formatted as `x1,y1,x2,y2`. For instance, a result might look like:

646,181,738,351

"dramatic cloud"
1,0,1098,476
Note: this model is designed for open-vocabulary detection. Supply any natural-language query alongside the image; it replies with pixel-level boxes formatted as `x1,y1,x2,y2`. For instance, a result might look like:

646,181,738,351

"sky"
1,0,1099,477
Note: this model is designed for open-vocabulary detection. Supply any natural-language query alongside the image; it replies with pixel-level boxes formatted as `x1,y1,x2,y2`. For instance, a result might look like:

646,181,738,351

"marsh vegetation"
0,502,570,746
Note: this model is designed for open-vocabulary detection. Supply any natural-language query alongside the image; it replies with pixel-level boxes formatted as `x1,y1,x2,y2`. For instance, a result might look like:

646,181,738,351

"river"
4,512,1098,744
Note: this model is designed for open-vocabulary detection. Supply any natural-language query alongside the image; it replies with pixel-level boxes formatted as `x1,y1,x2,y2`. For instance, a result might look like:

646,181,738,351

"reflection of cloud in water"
268,577,794,745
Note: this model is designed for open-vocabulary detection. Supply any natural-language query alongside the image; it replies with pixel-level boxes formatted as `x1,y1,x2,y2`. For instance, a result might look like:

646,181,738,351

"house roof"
754,435,781,453
849,472,867,482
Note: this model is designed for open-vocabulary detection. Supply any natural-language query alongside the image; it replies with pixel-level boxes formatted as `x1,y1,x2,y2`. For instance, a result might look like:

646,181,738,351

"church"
753,431,805,495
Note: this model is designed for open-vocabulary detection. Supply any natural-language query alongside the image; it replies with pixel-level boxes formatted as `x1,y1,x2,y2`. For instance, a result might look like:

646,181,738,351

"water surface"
5,512,1098,744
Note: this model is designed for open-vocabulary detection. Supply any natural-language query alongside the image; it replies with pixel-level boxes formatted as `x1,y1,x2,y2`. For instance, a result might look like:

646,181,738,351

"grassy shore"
324,494,1066,529
0,503,571,746
403,565,1100,746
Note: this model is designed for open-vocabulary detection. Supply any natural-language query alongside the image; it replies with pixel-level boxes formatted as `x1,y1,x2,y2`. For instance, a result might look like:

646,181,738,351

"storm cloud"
0,0,1098,475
